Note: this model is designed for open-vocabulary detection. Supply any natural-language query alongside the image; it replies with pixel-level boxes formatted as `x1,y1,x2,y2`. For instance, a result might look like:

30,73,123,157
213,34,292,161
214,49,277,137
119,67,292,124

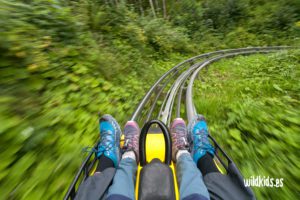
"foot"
97,114,122,167
188,115,215,163
122,121,140,163
170,118,189,162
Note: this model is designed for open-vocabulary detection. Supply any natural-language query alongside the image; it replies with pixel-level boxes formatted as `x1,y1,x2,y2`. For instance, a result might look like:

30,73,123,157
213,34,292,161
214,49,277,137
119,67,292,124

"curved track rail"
132,46,296,125
64,46,298,200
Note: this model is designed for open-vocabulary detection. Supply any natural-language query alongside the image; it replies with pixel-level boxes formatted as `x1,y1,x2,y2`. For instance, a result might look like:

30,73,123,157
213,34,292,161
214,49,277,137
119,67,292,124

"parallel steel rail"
131,46,294,123
64,46,297,200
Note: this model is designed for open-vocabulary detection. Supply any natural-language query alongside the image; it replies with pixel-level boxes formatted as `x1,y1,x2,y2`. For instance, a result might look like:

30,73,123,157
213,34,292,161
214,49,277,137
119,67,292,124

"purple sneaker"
123,121,140,162
170,118,189,162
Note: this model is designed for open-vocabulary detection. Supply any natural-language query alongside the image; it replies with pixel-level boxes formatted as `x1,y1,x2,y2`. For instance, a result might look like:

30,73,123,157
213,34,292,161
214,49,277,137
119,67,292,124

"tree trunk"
154,0,159,13
162,0,167,19
138,0,144,16
149,0,156,17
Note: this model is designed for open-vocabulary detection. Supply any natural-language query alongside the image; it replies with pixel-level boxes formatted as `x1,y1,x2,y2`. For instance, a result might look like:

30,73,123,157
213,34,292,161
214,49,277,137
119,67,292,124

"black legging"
96,155,114,172
197,153,220,176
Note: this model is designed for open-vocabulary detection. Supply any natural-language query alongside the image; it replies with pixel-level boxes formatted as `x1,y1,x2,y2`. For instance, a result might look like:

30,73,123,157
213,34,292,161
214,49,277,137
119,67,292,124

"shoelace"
98,129,114,152
194,128,214,152
124,128,138,149
83,129,115,155
82,146,97,153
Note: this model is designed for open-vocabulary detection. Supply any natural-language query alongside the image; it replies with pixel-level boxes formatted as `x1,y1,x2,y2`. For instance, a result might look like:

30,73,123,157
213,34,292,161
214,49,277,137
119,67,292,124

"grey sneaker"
170,118,189,162
123,121,140,162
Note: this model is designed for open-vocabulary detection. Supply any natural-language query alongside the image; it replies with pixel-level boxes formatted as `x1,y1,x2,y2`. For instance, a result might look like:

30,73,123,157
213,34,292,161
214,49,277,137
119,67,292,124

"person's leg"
188,115,255,200
95,155,114,173
75,168,116,200
170,118,210,200
187,115,215,165
107,121,140,200
197,153,219,176
75,114,121,200
176,152,210,200
106,155,137,200
187,115,221,175
96,114,122,168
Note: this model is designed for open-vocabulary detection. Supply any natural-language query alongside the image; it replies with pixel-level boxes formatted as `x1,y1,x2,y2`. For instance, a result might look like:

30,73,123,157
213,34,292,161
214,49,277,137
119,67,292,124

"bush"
193,50,300,199
142,18,194,54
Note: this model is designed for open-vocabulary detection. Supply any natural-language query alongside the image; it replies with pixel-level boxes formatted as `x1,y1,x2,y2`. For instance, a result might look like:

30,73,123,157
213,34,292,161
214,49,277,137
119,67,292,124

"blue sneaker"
187,115,215,163
97,114,122,167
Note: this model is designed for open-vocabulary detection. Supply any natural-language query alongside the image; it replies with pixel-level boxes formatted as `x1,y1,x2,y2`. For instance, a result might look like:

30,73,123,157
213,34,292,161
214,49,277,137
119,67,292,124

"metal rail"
65,46,298,200
132,46,294,122
145,67,184,122
186,50,272,121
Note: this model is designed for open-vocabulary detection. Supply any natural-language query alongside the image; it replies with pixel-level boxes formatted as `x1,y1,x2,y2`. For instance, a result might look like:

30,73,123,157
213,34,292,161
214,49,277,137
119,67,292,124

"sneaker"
123,121,140,162
170,118,189,162
97,114,122,167
187,115,215,163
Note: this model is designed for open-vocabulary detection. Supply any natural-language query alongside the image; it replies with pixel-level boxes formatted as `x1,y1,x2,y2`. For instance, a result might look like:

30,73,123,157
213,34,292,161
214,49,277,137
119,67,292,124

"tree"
149,0,156,17
162,0,167,19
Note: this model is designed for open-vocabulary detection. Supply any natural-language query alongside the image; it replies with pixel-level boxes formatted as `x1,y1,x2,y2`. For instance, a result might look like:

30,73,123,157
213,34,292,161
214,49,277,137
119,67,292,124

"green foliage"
169,0,204,34
194,50,300,199
0,0,299,199
202,0,246,29
0,0,189,199
247,0,300,32
168,0,300,48
141,18,194,54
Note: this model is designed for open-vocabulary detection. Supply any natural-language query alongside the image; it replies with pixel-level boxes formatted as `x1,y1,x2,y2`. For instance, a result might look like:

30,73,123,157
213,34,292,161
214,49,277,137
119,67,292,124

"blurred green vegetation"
0,0,299,199
194,51,300,199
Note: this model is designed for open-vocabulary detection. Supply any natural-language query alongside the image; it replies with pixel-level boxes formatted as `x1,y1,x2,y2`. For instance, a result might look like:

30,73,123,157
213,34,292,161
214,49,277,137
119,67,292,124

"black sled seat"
139,159,175,200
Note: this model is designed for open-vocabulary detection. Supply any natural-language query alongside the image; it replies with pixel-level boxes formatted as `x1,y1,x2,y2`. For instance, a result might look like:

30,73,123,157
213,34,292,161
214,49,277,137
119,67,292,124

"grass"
193,50,300,199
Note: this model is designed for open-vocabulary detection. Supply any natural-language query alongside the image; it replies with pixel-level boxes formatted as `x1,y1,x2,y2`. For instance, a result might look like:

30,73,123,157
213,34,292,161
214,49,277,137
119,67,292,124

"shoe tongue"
196,121,207,129
173,124,185,132
124,125,136,134
100,121,114,133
